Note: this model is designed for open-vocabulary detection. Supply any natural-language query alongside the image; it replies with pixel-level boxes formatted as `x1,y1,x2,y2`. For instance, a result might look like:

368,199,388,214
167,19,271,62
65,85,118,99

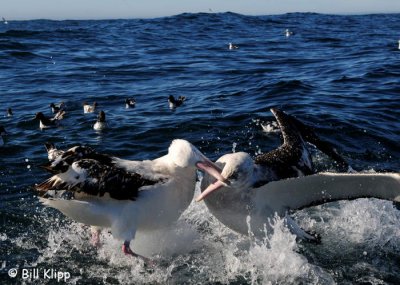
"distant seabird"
83,102,98,114
168,95,186,109
93,110,107,131
285,29,294,37
228,43,239,50
6,108,13,117
125,98,136,109
36,139,226,263
2,17,8,25
50,102,66,114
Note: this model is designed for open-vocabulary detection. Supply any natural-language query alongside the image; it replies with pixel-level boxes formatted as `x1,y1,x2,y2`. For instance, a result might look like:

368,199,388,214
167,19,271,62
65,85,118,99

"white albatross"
36,139,226,263
197,108,400,241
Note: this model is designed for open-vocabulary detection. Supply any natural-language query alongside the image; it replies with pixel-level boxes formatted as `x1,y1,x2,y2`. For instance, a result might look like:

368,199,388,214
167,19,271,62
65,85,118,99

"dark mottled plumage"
254,108,314,181
168,95,186,108
125,98,136,108
36,159,160,200
253,108,348,187
49,102,65,114
41,145,114,174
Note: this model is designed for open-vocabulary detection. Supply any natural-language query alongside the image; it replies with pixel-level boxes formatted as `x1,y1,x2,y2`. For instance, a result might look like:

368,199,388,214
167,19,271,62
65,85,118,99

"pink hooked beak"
196,160,227,183
195,179,226,202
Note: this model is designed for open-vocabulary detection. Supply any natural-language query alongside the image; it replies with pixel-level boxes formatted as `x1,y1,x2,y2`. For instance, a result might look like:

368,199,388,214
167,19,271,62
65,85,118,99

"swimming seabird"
168,95,186,109
125,98,136,109
36,139,226,262
93,110,107,131
197,108,362,241
0,126,7,146
50,102,65,114
35,111,65,130
285,29,294,37
6,108,13,117
83,102,98,114
228,43,239,50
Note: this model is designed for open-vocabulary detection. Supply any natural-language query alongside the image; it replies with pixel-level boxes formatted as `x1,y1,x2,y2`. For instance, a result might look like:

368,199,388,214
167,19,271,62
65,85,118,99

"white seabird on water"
83,102,98,113
197,108,400,242
36,139,226,263
125,98,136,109
6,108,13,117
50,102,66,114
285,29,294,37
228,42,239,50
93,110,107,131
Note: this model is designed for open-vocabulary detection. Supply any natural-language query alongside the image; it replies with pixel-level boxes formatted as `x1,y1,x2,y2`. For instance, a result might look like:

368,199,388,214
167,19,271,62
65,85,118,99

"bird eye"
230,171,239,180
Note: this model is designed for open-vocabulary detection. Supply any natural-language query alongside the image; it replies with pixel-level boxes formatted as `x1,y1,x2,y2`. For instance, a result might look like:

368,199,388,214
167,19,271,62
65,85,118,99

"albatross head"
168,139,227,183
196,152,254,202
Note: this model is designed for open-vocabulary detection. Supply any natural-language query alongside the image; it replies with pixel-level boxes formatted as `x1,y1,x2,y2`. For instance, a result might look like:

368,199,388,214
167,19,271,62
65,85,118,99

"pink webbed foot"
122,241,154,266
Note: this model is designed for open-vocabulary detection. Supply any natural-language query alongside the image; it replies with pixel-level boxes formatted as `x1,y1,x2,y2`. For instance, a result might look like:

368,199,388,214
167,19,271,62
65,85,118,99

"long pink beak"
196,160,227,184
195,179,226,202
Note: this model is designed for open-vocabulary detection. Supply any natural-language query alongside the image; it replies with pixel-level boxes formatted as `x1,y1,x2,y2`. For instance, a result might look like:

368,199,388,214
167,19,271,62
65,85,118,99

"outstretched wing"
255,108,349,177
255,108,313,178
41,145,114,174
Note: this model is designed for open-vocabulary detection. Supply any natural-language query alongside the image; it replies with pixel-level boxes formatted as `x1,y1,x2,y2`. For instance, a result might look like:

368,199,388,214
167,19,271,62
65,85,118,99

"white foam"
30,184,399,283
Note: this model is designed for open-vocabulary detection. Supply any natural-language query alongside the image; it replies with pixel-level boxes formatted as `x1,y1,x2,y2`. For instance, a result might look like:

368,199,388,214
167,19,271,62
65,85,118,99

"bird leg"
122,241,154,266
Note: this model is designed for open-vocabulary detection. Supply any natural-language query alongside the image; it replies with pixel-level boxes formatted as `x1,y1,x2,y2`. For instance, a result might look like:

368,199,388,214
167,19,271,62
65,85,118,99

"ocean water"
0,12,400,284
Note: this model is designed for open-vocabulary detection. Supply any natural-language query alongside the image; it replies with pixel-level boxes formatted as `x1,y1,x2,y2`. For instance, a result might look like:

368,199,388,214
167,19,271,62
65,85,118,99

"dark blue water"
0,12,399,284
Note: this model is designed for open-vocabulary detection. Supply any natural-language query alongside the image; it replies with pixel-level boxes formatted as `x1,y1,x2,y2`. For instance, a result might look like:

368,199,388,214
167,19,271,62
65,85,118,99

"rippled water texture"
0,12,399,284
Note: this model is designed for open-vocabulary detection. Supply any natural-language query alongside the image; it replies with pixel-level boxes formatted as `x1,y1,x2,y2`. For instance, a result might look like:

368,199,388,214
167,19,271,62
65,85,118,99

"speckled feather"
36,158,162,200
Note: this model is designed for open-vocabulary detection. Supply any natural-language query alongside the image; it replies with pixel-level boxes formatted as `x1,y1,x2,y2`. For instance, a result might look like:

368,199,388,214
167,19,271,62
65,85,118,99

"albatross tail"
39,198,113,228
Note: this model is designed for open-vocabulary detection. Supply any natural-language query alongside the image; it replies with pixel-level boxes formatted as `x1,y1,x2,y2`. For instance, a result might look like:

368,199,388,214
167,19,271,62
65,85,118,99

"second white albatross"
197,108,400,242
36,139,226,263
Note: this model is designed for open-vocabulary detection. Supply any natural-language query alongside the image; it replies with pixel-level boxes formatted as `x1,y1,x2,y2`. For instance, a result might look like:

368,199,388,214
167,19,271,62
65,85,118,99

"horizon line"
3,10,400,22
